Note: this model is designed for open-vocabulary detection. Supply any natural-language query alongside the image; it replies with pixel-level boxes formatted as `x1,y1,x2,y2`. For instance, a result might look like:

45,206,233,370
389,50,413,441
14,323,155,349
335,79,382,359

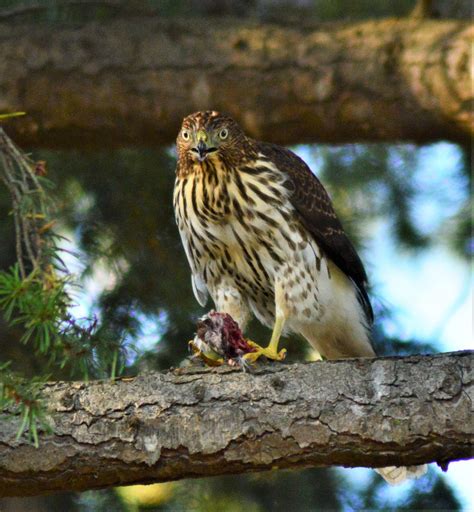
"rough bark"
0,351,472,497
0,17,471,148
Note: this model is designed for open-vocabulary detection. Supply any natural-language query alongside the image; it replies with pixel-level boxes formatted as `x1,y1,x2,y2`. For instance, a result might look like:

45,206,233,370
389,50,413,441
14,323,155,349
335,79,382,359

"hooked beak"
191,130,217,162
196,140,210,161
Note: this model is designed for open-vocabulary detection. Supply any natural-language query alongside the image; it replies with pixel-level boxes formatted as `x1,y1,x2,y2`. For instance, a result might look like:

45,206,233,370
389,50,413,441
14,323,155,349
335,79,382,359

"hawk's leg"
244,314,287,362
243,279,288,363
214,285,251,330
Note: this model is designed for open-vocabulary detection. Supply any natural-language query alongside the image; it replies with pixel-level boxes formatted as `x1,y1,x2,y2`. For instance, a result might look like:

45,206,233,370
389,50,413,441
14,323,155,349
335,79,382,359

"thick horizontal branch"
0,17,471,148
0,351,472,497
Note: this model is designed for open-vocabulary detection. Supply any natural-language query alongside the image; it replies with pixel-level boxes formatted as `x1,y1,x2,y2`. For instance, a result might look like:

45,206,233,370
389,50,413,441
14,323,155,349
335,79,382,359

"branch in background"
0,351,472,497
0,17,471,148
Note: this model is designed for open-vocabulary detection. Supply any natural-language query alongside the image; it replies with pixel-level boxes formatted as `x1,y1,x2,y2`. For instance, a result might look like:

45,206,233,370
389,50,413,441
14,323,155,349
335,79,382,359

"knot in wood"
271,376,285,391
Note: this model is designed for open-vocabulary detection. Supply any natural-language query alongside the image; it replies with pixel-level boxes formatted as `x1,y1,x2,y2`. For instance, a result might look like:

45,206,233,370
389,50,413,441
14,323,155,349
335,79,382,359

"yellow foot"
188,340,224,367
243,340,287,363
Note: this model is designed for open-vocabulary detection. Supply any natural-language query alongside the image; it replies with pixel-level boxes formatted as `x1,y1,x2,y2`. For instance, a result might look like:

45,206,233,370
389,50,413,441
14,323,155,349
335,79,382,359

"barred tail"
375,464,427,485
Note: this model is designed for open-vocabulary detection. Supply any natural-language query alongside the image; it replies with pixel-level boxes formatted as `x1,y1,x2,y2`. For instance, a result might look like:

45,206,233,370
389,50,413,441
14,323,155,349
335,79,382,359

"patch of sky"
410,142,467,237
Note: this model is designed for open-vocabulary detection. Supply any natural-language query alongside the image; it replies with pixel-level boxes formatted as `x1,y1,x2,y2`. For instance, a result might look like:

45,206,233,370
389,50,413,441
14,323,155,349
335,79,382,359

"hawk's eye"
182,129,190,141
219,128,228,140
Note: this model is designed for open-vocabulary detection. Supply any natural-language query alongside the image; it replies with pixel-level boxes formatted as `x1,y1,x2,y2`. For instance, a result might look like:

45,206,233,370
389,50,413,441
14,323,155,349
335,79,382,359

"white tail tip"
375,464,428,485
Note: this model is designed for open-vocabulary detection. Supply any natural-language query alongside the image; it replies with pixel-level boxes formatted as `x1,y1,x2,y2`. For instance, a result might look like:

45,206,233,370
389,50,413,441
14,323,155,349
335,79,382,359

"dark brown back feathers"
257,142,373,323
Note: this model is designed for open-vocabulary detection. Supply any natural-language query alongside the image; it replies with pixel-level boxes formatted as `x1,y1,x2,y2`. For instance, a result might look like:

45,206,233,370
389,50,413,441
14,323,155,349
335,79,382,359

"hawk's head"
177,111,248,165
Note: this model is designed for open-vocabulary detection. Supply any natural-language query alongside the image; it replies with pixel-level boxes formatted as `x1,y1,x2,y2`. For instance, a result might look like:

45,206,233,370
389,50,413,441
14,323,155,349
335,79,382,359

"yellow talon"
242,315,287,363
188,340,224,366
243,340,287,363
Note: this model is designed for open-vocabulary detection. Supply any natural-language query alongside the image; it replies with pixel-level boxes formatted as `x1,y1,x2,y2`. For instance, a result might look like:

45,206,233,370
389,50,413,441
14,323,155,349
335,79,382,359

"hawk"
173,111,425,484
174,110,374,362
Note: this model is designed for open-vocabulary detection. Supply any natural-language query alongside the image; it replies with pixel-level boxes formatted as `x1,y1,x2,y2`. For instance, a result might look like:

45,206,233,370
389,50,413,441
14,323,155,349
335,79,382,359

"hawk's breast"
174,156,329,325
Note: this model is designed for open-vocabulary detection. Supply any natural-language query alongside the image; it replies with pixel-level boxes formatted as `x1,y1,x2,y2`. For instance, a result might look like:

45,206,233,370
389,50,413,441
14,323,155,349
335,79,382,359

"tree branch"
1,17,471,148
0,351,472,497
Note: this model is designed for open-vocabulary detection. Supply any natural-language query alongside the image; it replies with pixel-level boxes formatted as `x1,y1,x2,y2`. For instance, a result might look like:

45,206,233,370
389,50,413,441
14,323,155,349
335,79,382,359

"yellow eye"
219,128,228,140
182,129,190,141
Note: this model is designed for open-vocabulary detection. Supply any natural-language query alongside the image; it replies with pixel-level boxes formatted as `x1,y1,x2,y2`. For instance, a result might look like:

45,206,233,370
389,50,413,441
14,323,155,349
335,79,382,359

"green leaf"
15,406,30,442
0,112,26,120
30,414,39,448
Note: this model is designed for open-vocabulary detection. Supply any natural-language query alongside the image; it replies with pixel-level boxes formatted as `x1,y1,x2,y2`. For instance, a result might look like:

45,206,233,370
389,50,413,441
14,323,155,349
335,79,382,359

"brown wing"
258,142,373,323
